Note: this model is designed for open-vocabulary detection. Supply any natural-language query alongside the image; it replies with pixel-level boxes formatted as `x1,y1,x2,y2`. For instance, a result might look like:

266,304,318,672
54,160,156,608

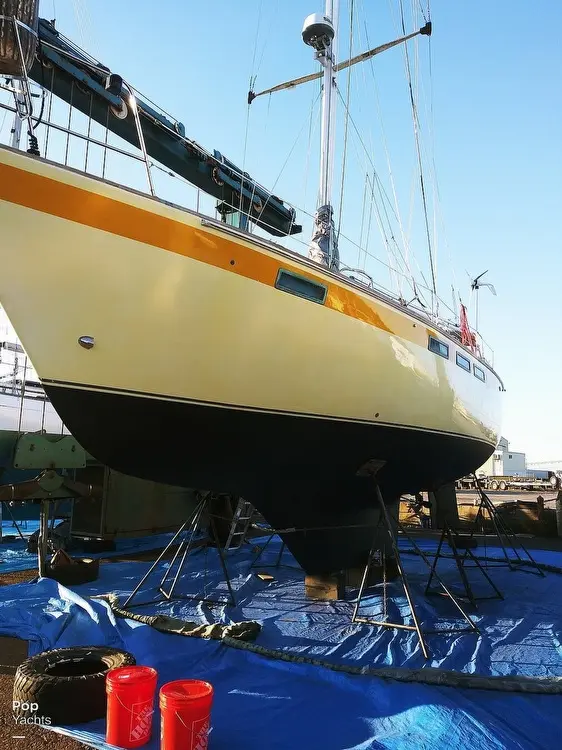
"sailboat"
0,2,503,573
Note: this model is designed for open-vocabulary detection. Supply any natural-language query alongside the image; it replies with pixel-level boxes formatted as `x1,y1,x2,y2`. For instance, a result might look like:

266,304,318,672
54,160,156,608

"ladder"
224,498,255,550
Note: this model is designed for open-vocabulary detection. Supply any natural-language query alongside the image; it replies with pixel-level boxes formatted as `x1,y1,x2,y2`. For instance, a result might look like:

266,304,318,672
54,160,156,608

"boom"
27,19,300,237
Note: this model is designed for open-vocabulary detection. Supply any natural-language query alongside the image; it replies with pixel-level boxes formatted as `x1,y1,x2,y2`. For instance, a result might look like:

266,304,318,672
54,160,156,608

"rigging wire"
336,0,355,241
398,0,437,315
358,4,416,295
302,83,322,219
343,114,416,298
358,171,369,263
71,0,95,57
239,0,264,216
335,87,427,300
253,90,323,230
249,0,264,77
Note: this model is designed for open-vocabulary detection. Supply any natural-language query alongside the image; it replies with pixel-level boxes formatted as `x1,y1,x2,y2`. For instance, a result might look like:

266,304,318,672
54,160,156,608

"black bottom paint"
45,384,494,574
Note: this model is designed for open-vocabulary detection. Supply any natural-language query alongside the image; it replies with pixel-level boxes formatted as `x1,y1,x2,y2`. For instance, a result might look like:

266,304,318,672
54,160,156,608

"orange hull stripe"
0,159,393,334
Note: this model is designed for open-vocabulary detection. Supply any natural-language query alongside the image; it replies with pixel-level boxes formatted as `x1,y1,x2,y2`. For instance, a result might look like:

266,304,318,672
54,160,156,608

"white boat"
0,3,503,572
0,319,67,436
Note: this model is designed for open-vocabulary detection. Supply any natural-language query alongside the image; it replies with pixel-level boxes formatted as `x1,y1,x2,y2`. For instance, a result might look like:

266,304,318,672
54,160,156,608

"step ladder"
224,498,255,550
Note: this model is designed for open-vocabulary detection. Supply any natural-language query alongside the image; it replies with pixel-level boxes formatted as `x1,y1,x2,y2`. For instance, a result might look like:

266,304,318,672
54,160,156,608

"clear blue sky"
40,0,562,462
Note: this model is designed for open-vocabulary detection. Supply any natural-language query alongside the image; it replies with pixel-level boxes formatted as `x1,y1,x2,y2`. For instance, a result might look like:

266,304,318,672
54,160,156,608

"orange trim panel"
0,159,394,333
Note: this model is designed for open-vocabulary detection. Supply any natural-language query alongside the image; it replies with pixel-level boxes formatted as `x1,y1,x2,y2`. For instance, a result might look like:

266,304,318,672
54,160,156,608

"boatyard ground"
0,497,562,750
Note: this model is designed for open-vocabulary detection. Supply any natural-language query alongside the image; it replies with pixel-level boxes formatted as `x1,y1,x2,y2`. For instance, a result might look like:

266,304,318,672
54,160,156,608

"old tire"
499,481,507,491
490,480,499,491
13,646,135,725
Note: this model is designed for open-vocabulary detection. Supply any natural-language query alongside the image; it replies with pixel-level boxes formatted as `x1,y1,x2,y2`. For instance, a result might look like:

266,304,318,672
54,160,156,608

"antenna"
469,270,497,331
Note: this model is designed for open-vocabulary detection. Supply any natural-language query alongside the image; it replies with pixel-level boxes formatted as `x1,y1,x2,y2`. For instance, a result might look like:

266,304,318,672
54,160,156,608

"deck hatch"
275,269,327,304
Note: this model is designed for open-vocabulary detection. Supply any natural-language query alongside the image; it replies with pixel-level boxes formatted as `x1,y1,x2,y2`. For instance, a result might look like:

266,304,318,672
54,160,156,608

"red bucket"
159,679,213,750
106,665,158,749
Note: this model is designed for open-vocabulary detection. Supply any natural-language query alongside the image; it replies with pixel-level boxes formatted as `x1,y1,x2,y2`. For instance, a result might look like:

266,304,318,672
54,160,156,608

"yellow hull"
0,146,501,437
0,145,502,570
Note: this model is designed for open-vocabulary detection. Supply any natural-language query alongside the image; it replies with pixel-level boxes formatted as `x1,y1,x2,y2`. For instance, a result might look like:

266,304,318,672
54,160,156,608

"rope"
222,636,562,694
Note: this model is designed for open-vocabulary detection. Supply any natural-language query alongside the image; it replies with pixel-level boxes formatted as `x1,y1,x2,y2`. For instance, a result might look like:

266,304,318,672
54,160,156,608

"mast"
318,0,338,209
302,4,340,270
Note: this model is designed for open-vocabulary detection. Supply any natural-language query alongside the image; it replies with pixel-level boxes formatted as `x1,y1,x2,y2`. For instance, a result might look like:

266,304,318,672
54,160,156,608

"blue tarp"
0,523,177,573
0,535,561,749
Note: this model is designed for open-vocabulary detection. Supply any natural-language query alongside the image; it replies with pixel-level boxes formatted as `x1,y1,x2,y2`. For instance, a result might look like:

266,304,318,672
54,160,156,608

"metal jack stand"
352,485,479,660
468,479,545,577
249,534,286,569
247,519,301,572
124,492,236,609
425,522,503,606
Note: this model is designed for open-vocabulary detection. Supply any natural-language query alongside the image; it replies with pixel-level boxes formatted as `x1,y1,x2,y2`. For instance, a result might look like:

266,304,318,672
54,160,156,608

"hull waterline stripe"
43,378,496,448
0,157,393,335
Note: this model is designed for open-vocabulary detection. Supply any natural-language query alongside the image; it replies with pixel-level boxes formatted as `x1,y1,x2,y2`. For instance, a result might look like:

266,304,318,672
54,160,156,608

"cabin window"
428,336,449,359
456,352,471,372
275,269,327,304
474,365,486,382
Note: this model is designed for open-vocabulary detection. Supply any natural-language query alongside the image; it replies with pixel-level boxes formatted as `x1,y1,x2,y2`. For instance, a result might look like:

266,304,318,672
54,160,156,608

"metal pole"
11,17,36,148
38,499,49,577
318,0,338,209
9,81,23,150
125,84,155,197
351,542,376,622
209,513,236,606
123,516,193,607
161,499,207,599
375,486,430,659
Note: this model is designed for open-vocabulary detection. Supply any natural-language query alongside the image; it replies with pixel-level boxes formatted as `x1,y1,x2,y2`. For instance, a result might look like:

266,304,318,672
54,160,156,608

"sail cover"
307,204,340,271
0,1,39,76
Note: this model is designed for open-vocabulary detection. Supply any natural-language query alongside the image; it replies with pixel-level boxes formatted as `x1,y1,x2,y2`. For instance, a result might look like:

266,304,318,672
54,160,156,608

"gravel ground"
0,673,89,749
0,548,172,750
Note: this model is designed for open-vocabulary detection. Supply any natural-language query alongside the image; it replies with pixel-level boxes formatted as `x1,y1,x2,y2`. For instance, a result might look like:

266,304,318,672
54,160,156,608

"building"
477,437,527,477
527,460,562,474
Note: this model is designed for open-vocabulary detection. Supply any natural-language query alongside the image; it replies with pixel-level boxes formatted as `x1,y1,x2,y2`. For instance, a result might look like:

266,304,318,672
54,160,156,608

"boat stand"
351,485,479,660
465,480,545,577
424,522,504,606
249,532,287,569
124,492,237,609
